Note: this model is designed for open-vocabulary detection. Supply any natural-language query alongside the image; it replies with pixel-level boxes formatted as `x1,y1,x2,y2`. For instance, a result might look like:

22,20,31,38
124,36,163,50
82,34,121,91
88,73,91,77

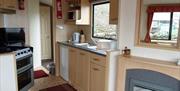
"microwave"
67,10,80,20
0,28,25,47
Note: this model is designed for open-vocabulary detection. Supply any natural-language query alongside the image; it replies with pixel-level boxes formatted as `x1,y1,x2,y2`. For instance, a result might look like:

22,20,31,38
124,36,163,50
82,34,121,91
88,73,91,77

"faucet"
92,38,99,45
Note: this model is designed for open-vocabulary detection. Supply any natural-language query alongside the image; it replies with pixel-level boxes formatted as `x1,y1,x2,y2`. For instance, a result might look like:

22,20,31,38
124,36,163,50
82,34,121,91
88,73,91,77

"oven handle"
16,54,33,61
17,65,33,74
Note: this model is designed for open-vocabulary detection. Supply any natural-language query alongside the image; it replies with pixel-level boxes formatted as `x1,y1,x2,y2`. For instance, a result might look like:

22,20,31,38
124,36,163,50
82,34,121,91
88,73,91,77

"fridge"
60,45,69,81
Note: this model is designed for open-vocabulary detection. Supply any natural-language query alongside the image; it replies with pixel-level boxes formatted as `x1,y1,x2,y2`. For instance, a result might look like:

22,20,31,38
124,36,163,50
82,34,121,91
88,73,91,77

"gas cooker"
15,47,32,59
0,46,33,59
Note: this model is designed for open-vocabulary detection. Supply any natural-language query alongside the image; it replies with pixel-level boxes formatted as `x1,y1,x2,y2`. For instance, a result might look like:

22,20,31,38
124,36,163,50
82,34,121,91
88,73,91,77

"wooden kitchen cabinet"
75,0,90,25
0,54,18,91
0,0,17,11
90,63,106,91
69,48,90,91
66,0,90,25
3,0,17,10
90,53,106,67
109,0,119,24
69,48,78,88
0,0,3,8
67,45,110,91
76,50,90,91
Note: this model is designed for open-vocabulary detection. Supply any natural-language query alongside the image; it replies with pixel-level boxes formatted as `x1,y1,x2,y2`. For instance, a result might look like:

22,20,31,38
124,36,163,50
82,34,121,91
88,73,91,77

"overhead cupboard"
0,0,17,13
109,0,119,24
65,0,119,25
65,0,90,25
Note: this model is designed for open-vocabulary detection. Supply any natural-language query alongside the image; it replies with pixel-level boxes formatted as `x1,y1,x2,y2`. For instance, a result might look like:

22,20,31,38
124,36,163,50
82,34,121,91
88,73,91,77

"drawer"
69,47,77,52
90,53,106,67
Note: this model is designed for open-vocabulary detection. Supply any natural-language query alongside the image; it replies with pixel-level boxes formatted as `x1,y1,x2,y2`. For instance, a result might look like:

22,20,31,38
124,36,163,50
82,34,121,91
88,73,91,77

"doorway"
40,4,53,70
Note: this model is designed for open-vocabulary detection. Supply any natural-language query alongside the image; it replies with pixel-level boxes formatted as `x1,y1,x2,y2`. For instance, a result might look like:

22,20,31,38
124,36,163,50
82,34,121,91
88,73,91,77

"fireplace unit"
116,56,180,91
125,69,180,91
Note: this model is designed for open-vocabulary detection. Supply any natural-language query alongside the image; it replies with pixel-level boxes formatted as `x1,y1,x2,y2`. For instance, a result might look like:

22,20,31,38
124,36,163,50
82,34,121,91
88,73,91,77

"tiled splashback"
78,25,118,49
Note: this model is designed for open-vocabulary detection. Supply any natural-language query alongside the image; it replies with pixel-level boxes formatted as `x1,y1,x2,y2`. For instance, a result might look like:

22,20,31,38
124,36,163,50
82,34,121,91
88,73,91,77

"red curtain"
144,4,180,43
144,12,154,43
147,4,180,13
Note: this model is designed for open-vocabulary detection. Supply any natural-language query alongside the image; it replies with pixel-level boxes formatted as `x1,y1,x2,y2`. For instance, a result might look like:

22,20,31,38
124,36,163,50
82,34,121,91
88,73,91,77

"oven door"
16,54,33,72
18,66,34,91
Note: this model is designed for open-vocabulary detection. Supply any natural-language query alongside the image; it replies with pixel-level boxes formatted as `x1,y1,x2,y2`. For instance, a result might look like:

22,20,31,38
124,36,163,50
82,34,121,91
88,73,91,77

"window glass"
92,2,117,40
150,12,180,41
150,12,171,40
172,12,180,40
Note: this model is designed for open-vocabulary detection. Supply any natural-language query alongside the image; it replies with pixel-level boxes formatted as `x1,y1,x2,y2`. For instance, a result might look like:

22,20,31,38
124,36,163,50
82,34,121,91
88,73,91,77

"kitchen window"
92,2,117,40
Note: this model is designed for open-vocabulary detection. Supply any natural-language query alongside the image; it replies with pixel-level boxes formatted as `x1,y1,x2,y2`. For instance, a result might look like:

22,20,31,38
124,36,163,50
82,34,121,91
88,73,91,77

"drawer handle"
93,68,100,71
93,58,100,61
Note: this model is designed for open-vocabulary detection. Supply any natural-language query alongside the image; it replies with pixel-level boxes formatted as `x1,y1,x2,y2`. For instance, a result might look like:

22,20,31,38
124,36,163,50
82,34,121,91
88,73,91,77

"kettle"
72,32,80,43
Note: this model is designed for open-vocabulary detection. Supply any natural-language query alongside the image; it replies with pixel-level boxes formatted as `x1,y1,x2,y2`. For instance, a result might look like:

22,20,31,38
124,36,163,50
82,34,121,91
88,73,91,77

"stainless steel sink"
87,46,97,50
73,43,106,55
74,43,97,50
74,43,89,46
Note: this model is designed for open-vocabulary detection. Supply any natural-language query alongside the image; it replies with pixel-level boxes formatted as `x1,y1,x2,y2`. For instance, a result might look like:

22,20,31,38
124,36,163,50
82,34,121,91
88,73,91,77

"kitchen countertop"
57,41,107,56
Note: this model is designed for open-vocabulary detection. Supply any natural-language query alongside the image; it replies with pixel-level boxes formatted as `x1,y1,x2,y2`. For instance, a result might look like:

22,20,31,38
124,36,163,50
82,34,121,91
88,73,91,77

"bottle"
80,30,85,43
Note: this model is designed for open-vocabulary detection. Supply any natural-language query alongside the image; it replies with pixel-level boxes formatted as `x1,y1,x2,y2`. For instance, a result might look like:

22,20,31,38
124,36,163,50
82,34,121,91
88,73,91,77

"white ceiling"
40,0,52,6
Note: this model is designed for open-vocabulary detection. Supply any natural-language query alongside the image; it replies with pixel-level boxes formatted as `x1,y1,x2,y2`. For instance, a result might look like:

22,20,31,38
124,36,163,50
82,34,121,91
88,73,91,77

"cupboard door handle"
70,50,75,52
93,68,100,71
111,18,118,20
93,58,100,61
8,6,15,8
80,53,85,55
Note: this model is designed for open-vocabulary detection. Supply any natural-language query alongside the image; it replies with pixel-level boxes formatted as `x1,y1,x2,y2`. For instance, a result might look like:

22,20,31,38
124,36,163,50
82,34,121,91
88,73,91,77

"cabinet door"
109,0,119,24
0,0,3,8
90,63,105,91
76,0,90,25
69,48,78,87
3,0,17,10
76,50,90,91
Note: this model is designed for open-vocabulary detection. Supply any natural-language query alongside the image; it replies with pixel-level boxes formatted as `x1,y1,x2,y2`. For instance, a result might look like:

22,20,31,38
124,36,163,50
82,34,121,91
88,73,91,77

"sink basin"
74,43,97,50
74,43,89,46
87,46,97,50
73,42,106,54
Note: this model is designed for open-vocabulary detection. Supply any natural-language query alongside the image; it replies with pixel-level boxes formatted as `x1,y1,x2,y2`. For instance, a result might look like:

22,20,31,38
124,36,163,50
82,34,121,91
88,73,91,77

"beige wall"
55,0,78,42
3,0,29,44
27,0,42,68
77,25,92,42
0,0,42,68
140,0,180,40
118,0,180,62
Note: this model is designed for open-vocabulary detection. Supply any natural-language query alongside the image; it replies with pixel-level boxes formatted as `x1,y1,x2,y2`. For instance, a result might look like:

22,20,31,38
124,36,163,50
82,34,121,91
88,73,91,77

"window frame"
92,1,116,40
151,12,179,41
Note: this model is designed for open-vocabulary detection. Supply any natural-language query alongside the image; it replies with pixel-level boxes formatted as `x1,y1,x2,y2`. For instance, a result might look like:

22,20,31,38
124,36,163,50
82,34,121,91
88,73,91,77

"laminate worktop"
57,41,107,56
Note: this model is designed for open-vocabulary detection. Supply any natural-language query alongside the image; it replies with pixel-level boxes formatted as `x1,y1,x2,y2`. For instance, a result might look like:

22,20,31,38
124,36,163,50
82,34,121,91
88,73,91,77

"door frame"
40,3,54,60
